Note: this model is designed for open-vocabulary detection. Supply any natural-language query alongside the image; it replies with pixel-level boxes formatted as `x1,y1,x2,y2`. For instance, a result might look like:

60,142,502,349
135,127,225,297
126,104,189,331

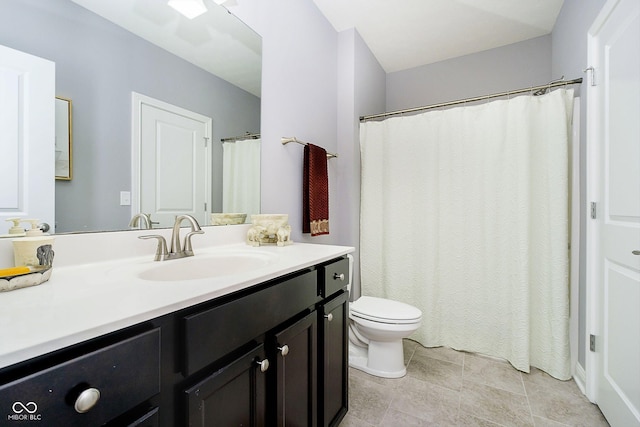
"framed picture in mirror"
55,96,72,180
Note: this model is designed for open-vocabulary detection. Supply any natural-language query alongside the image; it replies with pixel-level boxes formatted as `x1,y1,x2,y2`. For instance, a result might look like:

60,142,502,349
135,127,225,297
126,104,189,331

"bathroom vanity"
0,229,352,426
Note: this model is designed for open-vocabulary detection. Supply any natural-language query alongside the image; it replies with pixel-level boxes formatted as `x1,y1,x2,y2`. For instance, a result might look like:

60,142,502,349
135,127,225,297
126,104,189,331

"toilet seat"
350,296,422,324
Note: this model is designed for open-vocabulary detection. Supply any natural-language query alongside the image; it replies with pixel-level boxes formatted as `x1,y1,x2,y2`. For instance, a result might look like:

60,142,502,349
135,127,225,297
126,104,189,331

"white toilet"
346,256,422,378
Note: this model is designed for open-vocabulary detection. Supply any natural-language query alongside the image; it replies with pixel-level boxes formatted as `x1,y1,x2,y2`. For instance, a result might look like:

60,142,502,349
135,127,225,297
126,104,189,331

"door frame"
130,92,212,223
584,0,612,404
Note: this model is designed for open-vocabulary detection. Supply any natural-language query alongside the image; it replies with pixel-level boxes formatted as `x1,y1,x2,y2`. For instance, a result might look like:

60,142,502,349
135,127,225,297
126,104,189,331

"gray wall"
233,0,340,245
233,2,386,299
551,0,608,369
0,0,260,233
336,29,387,299
386,35,552,111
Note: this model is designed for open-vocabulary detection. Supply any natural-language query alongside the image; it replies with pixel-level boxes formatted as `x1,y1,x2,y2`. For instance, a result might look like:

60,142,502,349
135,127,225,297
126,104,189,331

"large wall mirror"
0,0,261,234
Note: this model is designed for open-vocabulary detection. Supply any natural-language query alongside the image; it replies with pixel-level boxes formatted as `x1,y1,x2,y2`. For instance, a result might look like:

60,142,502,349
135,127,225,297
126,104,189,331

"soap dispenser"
12,219,55,267
4,218,26,237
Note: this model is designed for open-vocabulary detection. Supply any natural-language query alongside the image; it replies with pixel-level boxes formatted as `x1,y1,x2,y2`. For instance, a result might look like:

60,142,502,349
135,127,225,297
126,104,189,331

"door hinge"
590,202,597,219
204,202,207,211
590,334,596,352
204,137,209,147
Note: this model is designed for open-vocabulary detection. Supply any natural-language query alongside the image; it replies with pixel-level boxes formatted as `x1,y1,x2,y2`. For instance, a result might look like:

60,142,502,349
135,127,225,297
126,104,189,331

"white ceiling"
312,0,565,73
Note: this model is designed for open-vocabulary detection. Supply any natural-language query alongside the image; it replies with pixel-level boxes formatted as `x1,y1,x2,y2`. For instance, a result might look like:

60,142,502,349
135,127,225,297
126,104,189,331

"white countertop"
0,239,353,369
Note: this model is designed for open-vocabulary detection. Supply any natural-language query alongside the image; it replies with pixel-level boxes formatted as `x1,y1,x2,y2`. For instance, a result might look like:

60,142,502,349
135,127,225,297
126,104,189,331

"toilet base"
348,340,407,378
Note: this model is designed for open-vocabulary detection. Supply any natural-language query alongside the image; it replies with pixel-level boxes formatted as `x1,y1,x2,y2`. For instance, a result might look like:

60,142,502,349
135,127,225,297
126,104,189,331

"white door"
132,93,212,228
587,0,640,426
0,44,55,232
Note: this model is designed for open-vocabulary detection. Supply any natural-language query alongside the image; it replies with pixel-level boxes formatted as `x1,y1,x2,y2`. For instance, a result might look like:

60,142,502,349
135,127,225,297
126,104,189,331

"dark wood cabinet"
0,256,350,427
270,311,318,427
319,290,349,427
0,329,160,426
184,344,267,427
182,269,318,376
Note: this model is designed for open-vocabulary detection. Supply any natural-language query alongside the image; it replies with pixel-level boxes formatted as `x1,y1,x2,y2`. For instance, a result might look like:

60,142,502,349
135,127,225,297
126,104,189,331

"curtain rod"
281,137,338,158
360,77,583,122
221,132,261,142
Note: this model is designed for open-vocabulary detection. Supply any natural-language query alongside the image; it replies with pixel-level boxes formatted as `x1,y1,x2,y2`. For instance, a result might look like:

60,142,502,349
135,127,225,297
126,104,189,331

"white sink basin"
138,251,276,281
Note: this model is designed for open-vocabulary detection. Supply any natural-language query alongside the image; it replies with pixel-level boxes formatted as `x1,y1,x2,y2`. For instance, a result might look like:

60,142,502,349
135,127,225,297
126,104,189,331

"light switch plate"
120,191,131,206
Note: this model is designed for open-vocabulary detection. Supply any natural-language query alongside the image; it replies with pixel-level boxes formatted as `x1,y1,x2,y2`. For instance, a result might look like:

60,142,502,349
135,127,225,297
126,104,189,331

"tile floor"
341,340,610,427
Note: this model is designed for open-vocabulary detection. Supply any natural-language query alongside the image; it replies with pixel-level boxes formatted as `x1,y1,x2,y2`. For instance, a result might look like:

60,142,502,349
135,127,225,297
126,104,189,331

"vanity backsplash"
0,224,252,270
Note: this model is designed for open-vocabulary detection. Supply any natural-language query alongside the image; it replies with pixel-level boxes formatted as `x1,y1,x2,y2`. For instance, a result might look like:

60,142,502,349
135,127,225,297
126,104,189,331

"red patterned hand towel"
303,143,329,236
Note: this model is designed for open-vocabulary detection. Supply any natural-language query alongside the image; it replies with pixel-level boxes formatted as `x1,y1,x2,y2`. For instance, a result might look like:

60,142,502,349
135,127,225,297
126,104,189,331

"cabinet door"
184,344,267,427
271,312,317,427
319,291,349,427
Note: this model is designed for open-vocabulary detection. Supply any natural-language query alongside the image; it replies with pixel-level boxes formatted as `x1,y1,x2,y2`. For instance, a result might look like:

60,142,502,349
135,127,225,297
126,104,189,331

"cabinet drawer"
0,329,160,426
320,258,349,298
183,269,318,375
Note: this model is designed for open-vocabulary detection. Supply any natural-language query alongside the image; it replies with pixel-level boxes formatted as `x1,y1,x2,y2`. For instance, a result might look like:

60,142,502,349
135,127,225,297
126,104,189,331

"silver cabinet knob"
324,313,333,321
632,250,640,255
255,358,269,372
333,273,345,281
74,387,100,413
277,344,289,357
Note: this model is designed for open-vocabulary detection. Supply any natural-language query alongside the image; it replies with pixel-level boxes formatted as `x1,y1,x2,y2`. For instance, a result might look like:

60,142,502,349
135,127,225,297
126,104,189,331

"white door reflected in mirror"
0,44,55,235
132,93,212,228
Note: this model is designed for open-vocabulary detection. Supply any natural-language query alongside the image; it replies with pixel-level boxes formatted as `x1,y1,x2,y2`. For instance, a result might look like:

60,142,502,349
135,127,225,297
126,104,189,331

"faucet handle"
183,230,205,255
139,235,169,261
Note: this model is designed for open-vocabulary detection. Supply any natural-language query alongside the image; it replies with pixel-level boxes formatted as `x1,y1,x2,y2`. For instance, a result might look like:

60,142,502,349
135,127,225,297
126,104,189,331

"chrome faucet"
129,213,152,230
139,214,204,261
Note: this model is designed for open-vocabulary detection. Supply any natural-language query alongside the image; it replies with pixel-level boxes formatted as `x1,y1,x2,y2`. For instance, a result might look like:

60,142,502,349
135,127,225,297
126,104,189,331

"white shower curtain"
359,89,574,380
222,138,261,217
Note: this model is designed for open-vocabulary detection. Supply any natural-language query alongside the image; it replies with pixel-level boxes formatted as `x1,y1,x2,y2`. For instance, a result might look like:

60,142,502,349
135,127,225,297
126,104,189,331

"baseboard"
574,361,587,396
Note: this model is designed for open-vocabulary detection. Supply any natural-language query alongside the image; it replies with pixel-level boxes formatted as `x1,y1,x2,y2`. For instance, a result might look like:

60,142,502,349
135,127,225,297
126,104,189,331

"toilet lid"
350,296,422,324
